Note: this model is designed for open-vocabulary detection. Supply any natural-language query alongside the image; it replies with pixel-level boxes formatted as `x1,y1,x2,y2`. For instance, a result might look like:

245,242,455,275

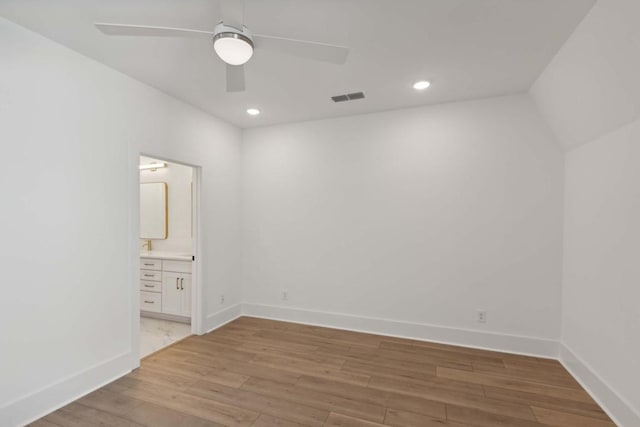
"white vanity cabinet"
162,272,192,316
140,256,192,321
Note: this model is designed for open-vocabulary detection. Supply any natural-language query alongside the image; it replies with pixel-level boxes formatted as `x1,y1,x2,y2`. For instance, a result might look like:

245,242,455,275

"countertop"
140,251,193,261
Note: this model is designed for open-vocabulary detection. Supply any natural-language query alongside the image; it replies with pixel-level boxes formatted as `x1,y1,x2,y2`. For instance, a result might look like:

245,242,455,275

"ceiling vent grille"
331,92,365,103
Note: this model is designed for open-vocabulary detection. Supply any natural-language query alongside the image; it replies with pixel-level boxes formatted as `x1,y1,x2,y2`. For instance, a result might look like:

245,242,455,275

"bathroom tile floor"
139,316,191,358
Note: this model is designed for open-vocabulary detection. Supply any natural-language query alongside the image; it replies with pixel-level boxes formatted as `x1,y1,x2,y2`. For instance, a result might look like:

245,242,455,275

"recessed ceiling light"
246,108,261,116
413,80,431,90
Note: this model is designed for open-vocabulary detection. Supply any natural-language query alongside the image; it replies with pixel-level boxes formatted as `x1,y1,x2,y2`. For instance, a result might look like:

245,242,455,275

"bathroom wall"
139,156,193,254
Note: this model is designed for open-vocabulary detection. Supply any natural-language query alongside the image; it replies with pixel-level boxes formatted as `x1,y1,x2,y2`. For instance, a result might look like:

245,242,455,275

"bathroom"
139,155,196,358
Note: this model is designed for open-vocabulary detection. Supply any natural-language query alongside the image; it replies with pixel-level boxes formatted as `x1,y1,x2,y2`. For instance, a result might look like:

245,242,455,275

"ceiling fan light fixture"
213,25,254,66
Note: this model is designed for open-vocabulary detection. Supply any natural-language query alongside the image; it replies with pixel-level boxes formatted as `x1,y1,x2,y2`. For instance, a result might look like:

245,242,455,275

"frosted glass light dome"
214,33,254,65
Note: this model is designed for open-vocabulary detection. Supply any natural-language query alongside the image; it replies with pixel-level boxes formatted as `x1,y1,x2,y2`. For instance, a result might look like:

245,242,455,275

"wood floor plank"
484,385,610,420
436,367,593,402
184,353,302,385
249,354,370,386
75,388,146,417
27,419,61,427
115,377,260,426
184,378,330,426
29,317,615,427
251,414,306,427
238,341,345,367
383,408,463,426
240,376,387,423
296,375,389,407
368,376,537,421
340,358,437,382
324,413,387,427
379,341,505,366
445,404,543,427
471,362,581,389
382,392,446,420
368,374,485,399
40,401,144,427
348,346,474,371
530,406,616,427
126,365,201,391
120,401,224,426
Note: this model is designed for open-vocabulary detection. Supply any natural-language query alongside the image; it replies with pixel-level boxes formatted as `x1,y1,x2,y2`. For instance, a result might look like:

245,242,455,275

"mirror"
140,183,168,239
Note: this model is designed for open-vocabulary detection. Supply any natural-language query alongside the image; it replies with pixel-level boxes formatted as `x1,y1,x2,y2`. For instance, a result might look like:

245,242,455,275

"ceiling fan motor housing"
213,22,254,65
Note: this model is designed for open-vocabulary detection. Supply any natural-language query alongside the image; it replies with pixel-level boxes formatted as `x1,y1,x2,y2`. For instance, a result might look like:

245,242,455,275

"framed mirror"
140,182,168,239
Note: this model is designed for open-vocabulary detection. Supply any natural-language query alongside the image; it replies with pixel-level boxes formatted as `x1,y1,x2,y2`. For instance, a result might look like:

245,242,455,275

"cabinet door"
180,275,192,316
162,272,183,315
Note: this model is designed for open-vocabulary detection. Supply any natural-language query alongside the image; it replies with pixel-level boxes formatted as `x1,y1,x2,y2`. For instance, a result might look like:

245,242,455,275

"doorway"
136,154,201,359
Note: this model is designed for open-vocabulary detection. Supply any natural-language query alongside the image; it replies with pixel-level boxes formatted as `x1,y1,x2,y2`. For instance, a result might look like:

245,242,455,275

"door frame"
129,150,203,366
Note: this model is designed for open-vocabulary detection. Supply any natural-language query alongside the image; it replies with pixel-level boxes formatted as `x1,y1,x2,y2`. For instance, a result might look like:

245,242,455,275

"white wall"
561,121,640,425
0,17,241,426
531,0,640,424
140,156,193,253
241,94,564,350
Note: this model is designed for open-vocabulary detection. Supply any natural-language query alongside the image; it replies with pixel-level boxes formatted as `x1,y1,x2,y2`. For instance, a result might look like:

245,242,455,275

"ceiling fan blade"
219,0,244,29
226,64,246,92
95,23,214,38
253,34,349,65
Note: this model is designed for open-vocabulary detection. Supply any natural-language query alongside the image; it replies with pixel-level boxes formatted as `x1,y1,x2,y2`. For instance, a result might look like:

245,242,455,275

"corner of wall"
204,303,243,333
559,344,640,427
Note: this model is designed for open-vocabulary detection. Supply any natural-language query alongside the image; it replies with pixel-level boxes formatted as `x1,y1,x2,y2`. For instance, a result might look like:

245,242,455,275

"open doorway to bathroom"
138,155,199,359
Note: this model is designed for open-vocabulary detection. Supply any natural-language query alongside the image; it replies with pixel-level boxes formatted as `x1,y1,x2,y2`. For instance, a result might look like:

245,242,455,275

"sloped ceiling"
531,0,640,151
0,0,594,128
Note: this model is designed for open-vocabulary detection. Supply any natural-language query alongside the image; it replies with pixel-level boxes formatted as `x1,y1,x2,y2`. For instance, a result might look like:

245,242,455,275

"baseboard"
204,303,243,333
141,310,190,324
559,344,640,427
241,303,559,358
0,351,133,427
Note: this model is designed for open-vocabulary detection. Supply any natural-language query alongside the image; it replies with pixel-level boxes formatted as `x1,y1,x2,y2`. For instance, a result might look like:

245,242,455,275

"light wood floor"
30,317,615,427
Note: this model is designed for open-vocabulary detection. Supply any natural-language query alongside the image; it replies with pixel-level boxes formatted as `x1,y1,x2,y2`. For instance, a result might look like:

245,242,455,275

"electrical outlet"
282,289,288,301
477,310,487,323
220,294,225,305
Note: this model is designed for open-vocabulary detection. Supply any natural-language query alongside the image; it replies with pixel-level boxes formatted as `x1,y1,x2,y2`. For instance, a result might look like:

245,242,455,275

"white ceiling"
0,0,594,128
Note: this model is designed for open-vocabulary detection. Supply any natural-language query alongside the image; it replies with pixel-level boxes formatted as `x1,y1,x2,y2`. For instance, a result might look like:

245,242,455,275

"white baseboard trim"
204,303,243,333
0,351,133,427
241,303,559,359
559,344,640,427
141,311,190,324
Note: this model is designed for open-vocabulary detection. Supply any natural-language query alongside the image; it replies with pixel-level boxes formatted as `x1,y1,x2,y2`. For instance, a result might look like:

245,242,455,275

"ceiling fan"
95,0,350,92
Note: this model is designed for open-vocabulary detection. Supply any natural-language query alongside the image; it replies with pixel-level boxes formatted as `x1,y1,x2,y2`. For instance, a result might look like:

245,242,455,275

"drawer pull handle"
144,300,154,304
144,274,154,277
180,278,184,290
143,263,154,266
176,278,179,290
144,285,154,288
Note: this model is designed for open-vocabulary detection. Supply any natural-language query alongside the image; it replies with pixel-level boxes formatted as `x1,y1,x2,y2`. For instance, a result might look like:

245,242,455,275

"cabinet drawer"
140,258,162,271
163,260,192,274
140,269,161,281
140,280,161,293
140,291,162,313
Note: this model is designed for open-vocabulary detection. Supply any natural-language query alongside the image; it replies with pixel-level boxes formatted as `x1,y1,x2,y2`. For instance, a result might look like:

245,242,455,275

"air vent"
331,92,365,103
